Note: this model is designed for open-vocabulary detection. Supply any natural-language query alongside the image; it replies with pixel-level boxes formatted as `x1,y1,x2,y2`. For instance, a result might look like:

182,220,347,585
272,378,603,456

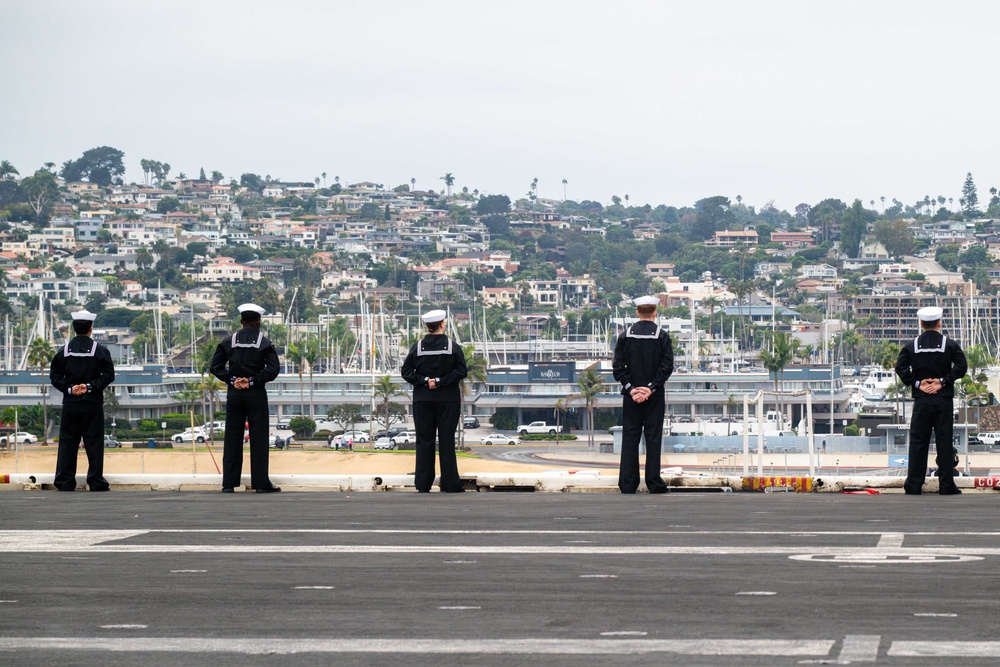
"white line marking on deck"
295,586,335,589
790,554,982,564
877,533,905,548
0,637,838,656
600,631,647,636
438,606,481,610
736,591,776,596
837,635,880,662
890,641,1000,657
443,560,477,564
580,574,618,578
0,600,18,603
914,613,958,617
99,625,147,629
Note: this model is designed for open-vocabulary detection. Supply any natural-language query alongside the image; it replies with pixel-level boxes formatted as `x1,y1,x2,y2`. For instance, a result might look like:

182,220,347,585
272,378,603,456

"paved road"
2,491,999,665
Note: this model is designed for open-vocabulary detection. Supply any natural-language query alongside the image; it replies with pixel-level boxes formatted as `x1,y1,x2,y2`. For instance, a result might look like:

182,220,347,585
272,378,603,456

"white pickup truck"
517,421,563,436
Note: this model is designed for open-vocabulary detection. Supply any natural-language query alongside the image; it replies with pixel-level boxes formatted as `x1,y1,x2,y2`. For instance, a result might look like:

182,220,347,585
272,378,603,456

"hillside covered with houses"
1,149,1000,376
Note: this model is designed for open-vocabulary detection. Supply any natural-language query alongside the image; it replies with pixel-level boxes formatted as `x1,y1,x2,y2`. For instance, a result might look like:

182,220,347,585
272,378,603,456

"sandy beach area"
0,447,577,477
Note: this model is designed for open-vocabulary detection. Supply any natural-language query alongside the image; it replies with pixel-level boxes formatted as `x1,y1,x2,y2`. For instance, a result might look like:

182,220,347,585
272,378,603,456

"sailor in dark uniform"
401,309,468,492
210,303,281,493
895,305,968,495
49,309,115,491
613,296,674,494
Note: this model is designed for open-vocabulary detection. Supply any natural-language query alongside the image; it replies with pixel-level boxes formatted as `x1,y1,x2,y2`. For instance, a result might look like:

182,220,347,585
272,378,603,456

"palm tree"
565,367,605,451
286,342,309,416
0,160,18,180
730,279,754,356
459,344,488,449
440,173,455,197
194,341,217,375
875,340,902,421
759,331,798,394
759,331,798,431
703,295,722,337
965,344,995,383
561,178,568,201
884,379,907,424
321,172,327,188
103,388,120,435
173,379,203,416
372,374,406,452
303,336,320,418
197,375,226,439
410,177,416,191
27,338,54,444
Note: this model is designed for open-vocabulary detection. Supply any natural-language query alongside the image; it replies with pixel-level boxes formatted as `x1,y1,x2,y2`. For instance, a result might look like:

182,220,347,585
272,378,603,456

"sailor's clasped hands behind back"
630,387,652,403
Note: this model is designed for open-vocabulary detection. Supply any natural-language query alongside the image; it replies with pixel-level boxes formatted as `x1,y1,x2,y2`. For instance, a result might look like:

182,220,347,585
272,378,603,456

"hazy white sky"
2,0,998,211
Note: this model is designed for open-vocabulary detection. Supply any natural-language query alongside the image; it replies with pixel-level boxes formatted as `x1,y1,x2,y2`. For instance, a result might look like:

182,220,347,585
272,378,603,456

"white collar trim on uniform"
232,331,264,349
64,339,97,357
626,321,661,339
914,333,946,353
417,337,452,356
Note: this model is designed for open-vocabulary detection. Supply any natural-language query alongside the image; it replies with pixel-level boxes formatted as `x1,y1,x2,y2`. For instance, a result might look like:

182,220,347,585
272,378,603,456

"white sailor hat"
633,296,660,307
71,309,97,322
237,303,266,317
917,306,943,322
421,309,447,324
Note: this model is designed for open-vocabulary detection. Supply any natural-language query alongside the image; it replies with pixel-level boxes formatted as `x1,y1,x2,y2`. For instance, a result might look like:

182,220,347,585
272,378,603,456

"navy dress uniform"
49,309,115,491
401,310,468,492
894,306,968,495
210,303,281,493
613,296,674,494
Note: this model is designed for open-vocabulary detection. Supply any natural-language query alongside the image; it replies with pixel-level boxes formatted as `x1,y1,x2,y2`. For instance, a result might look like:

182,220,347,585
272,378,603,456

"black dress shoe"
255,486,281,493
221,487,234,493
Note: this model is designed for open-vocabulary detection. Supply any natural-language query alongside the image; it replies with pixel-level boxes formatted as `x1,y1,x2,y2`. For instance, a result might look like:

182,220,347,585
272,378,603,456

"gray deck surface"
1,491,998,666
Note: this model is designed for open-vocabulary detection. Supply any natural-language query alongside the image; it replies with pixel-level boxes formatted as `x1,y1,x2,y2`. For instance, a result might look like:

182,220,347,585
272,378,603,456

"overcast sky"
2,1,998,212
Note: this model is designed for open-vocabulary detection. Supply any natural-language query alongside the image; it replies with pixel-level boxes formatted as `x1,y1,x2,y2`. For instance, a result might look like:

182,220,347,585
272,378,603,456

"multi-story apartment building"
833,293,1000,345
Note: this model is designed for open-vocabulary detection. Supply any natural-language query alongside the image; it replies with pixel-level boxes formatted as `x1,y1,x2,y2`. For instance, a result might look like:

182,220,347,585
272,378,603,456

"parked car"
104,435,122,448
516,421,562,436
977,432,1000,445
342,430,369,443
275,418,292,431
373,436,396,450
480,433,519,446
463,417,480,429
375,428,406,440
0,431,38,445
392,431,417,446
173,428,206,444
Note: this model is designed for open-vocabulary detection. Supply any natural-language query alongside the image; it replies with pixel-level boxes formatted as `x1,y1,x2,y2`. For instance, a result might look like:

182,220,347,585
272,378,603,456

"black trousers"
412,400,463,492
619,393,668,494
905,396,958,494
222,390,273,489
54,404,108,491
